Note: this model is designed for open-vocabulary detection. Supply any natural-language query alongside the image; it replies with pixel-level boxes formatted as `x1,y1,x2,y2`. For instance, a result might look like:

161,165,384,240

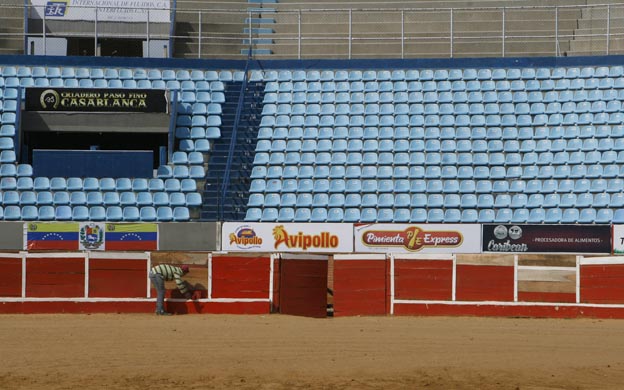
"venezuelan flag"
105,223,158,250
25,222,79,250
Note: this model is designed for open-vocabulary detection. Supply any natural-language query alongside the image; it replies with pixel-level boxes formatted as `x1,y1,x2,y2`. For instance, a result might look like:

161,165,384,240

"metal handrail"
218,50,251,221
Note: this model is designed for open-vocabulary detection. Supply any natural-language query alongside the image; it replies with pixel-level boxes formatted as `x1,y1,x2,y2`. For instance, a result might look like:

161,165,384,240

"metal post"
501,7,505,57
401,10,404,59
42,8,46,55
146,9,150,58
298,9,301,59
348,9,352,59
450,8,454,58
94,6,98,56
248,10,252,56
198,11,202,58
555,6,559,56
607,5,611,55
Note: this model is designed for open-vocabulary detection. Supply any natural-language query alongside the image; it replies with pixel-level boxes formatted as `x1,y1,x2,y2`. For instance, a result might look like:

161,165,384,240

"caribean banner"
222,222,354,253
482,224,611,254
25,222,158,251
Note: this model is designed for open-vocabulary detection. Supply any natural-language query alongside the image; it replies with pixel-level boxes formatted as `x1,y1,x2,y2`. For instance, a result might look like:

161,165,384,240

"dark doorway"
99,39,143,57
67,38,96,56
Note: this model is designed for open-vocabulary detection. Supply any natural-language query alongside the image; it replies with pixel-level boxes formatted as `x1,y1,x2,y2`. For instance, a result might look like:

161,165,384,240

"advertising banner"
483,224,611,254
25,222,158,251
221,223,354,253
25,88,168,113
612,225,624,254
354,223,481,253
30,0,171,23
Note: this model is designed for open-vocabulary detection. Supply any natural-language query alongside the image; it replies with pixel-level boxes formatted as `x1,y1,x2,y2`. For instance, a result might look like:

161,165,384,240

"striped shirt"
151,264,190,296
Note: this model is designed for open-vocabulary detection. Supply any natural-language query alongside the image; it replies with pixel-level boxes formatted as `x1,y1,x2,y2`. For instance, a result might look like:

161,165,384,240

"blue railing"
218,57,251,220
167,89,178,163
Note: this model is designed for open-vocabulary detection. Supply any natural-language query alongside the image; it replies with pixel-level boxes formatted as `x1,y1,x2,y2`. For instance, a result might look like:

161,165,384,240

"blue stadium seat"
72,206,89,221
156,207,173,222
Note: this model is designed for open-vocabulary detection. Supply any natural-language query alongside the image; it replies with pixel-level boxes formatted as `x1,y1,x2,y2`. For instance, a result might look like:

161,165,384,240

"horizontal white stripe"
394,300,624,308
517,266,576,271
0,297,270,303
334,254,386,260
580,256,624,265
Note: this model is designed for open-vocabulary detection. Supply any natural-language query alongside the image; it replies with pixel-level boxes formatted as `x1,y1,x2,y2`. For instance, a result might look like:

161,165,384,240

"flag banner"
105,223,158,250
25,222,80,250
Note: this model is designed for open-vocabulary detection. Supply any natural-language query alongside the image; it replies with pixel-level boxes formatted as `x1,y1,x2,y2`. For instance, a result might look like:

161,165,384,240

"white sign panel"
30,0,171,23
354,224,482,254
613,225,624,254
222,223,354,253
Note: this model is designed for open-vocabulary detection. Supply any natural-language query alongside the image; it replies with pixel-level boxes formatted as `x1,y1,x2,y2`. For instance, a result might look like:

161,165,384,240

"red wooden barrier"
333,255,387,316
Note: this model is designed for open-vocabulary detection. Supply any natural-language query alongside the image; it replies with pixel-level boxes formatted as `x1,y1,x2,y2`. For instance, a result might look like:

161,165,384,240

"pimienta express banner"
25,88,167,113
482,224,611,253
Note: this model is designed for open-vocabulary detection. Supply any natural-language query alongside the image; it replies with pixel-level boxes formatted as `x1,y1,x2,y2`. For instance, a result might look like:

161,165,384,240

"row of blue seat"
176,115,222,127
251,67,624,82
175,126,221,140
245,207,619,224
0,176,197,192
252,150,624,166
262,101,624,116
256,137,624,154
0,190,201,207
265,78,624,94
260,112,624,128
0,66,242,82
248,178,623,194
263,90,624,104
249,163,624,180
258,124,624,140
248,192,624,209
0,205,191,222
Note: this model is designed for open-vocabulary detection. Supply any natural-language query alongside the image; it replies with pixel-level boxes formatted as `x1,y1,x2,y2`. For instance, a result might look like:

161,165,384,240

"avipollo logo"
272,225,339,250
361,226,463,251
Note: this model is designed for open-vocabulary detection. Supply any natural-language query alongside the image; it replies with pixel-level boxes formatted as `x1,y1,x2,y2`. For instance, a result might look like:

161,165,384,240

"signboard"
30,0,171,23
483,224,611,254
612,225,624,254
25,222,158,251
25,88,168,113
354,224,481,253
221,223,354,253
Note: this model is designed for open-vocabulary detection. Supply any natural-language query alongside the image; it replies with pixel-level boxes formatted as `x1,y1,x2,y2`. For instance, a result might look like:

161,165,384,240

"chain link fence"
2,3,624,59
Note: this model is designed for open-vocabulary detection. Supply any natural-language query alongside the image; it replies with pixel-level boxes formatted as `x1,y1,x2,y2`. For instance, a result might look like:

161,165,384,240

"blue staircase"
200,80,266,221
242,0,277,55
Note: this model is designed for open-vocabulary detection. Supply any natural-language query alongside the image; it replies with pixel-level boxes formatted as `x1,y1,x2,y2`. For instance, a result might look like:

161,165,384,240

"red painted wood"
280,259,328,318
89,259,148,298
334,259,387,316
393,303,624,319
26,258,85,298
0,301,270,315
211,256,271,299
0,258,21,297
394,259,453,300
581,265,624,303
456,264,514,301
518,291,576,303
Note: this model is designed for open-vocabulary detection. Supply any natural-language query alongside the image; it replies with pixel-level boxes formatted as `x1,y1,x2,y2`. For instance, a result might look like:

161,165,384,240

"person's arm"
174,274,192,298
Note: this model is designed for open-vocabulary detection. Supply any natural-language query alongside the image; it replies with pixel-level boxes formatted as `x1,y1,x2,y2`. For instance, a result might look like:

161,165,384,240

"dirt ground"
1,314,624,390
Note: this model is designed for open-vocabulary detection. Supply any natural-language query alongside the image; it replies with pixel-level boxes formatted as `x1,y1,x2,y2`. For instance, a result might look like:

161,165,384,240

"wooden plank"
280,258,327,318
456,264,514,301
395,259,453,300
334,259,386,316
0,258,21,297
26,258,84,298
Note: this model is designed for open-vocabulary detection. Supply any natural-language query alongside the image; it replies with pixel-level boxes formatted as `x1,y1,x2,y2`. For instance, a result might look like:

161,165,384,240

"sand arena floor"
1,314,624,389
